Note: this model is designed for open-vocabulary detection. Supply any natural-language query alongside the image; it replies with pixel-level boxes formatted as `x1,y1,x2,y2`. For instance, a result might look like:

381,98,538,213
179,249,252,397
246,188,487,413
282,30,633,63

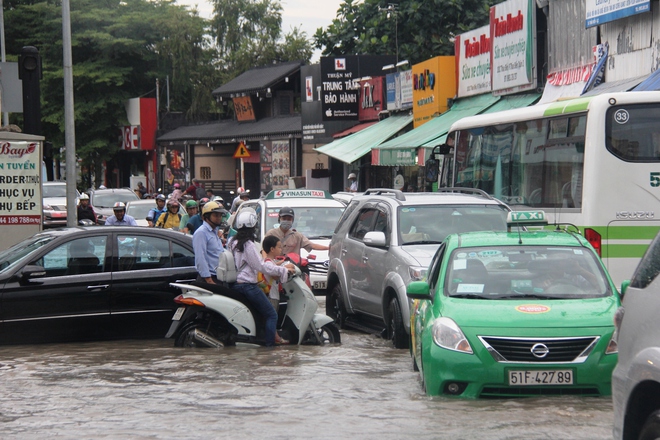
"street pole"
63,0,77,227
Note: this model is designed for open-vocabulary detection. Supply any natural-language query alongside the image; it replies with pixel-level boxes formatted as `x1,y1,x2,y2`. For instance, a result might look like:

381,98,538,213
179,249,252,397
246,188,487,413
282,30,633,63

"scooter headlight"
432,317,473,354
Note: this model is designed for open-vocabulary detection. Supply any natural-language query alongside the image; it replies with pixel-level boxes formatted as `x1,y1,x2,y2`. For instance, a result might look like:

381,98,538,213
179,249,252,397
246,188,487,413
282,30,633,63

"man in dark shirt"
77,193,97,224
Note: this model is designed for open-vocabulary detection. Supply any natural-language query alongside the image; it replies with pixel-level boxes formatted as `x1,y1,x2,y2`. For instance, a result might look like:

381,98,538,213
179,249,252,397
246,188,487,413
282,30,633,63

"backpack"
195,185,206,200
216,249,238,283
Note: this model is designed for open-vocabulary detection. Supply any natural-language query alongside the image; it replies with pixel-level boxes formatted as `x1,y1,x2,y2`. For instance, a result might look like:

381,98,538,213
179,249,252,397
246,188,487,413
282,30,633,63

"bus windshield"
454,115,586,208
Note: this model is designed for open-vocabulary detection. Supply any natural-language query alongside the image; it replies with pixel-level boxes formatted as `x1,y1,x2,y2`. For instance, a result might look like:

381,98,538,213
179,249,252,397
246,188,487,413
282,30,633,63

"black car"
0,226,197,344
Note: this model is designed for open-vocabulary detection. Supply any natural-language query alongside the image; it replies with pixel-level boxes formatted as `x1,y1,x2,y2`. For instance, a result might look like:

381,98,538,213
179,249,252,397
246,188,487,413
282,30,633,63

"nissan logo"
530,343,549,358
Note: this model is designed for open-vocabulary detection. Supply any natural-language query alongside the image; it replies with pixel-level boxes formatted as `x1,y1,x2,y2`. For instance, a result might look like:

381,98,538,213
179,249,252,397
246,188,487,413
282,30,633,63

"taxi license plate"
172,307,185,321
313,281,327,290
509,370,573,386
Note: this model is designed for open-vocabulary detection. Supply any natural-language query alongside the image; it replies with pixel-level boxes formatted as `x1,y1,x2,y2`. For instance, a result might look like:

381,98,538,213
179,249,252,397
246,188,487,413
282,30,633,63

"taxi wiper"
497,293,553,300
450,293,490,299
403,240,443,245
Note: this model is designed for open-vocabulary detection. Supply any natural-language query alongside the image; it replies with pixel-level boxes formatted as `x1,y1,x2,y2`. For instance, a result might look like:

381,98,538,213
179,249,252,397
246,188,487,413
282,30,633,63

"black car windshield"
444,245,610,299
398,205,509,245
0,235,56,274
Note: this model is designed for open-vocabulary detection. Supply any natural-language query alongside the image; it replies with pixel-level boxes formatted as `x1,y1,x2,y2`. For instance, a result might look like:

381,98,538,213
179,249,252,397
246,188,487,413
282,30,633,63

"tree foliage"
314,0,496,64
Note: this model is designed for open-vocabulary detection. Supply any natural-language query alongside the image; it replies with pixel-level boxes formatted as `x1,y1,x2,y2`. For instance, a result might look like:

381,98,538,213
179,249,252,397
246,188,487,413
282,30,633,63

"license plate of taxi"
508,370,573,386
313,281,327,290
172,307,185,321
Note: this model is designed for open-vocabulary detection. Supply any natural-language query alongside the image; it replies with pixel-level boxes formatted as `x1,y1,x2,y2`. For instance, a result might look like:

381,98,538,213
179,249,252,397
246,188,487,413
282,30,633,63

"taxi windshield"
444,245,610,299
265,206,344,239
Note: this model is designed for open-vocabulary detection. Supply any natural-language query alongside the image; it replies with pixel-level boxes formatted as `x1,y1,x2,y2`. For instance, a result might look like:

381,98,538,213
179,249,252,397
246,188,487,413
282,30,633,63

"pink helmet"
173,183,180,189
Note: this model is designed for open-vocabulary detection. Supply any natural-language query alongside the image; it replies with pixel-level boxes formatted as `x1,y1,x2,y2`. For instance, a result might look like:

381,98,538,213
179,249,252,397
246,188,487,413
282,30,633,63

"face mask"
279,220,293,231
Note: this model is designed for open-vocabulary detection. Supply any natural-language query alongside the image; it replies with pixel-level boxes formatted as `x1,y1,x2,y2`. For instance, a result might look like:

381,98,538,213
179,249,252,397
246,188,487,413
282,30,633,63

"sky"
175,0,345,62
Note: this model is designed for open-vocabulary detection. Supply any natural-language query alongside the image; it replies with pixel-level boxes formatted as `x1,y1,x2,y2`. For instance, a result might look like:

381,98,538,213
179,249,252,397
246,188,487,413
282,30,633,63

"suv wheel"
640,410,660,440
327,284,347,329
388,297,408,349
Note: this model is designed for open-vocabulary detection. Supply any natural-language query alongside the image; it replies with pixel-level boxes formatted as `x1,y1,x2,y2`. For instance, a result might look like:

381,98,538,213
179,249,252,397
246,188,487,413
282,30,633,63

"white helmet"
79,193,90,200
235,207,257,229
348,173,357,180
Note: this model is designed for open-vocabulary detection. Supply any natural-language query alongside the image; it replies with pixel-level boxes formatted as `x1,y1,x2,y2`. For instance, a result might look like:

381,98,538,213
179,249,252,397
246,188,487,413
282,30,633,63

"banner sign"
455,25,492,97
386,71,413,111
320,56,360,120
0,141,42,225
585,0,649,28
233,96,256,121
490,0,536,95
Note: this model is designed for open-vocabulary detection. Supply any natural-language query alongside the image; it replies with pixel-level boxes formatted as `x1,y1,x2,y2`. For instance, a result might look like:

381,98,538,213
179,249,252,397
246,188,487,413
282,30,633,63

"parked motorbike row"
166,253,341,348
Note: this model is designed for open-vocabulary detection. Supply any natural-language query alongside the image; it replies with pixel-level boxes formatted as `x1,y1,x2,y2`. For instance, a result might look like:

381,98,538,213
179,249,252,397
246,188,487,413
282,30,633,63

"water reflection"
0,331,612,439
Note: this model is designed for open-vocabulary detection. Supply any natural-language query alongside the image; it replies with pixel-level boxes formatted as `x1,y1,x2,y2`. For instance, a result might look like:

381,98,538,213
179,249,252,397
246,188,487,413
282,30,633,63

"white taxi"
233,189,345,294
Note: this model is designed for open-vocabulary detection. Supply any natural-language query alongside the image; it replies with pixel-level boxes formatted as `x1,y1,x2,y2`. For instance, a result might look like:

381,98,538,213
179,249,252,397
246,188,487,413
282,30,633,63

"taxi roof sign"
507,210,548,226
265,189,334,200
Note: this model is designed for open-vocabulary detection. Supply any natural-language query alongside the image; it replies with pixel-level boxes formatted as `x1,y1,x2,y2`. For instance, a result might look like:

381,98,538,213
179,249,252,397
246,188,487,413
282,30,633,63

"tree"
209,0,313,82
314,0,496,64
4,0,215,186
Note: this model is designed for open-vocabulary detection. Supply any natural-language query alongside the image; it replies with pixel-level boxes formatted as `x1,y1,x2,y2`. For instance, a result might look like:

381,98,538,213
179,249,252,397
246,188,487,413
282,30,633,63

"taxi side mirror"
407,281,433,301
620,279,630,298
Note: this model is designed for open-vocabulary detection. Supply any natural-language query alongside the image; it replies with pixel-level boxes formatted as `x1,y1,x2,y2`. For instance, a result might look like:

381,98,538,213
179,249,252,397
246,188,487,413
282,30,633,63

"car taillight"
584,228,601,256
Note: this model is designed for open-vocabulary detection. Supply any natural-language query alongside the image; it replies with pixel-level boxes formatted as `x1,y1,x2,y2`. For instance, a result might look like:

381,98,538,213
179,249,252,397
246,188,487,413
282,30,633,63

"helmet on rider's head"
156,194,166,202
79,193,90,201
278,206,295,219
173,183,180,189
201,201,226,217
167,199,179,209
185,200,198,209
198,197,210,207
212,195,224,203
235,207,257,229
112,202,126,211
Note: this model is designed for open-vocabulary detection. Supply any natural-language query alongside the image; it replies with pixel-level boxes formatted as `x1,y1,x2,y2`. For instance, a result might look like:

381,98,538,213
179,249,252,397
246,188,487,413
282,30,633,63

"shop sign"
490,0,536,95
376,148,418,166
455,25,492,97
358,76,385,122
122,125,140,150
321,57,360,121
412,56,456,128
585,0,649,28
386,71,413,111
233,96,256,121
0,141,42,226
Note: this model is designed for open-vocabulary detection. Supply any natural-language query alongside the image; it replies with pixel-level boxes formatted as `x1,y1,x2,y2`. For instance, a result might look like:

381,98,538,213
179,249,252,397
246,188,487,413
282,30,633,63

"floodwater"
0,330,613,439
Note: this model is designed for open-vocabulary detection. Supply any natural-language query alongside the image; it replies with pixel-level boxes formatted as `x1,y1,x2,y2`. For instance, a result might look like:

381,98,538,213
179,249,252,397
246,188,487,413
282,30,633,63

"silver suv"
613,232,660,440
326,188,510,348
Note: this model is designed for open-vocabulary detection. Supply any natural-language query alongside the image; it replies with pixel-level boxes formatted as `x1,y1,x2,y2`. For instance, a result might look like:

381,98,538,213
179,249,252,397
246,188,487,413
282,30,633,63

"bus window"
607,104,660,162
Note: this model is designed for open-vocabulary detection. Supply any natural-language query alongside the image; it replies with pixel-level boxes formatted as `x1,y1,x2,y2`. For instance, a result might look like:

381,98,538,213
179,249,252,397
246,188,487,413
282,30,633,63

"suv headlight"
409,265,428,281
432,317,473,354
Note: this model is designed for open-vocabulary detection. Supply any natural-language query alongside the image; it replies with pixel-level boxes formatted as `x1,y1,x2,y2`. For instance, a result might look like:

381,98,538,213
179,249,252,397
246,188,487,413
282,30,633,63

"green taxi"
407,211,620,398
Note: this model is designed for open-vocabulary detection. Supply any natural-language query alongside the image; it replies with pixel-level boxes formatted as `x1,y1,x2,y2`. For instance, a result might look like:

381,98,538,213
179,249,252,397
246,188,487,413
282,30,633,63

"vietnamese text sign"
490,0,536,95
0,141,42,225
456,25,492,97
233,96,256,121
585,0,649,28
320,57,360,121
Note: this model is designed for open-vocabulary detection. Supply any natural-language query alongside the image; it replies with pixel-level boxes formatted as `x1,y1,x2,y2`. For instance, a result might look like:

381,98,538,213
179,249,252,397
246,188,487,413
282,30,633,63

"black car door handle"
87,284,109,291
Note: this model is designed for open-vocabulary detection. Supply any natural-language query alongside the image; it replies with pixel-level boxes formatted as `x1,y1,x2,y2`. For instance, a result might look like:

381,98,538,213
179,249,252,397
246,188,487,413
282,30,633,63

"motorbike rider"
77,193,98,224
193,201,227,284
228,208,294,346
185,197,209,235
105,202,137,226
180,200,198,234
170,183,183,202
155,199,182,229
147,194,167,227
229,187,250,213
265,207,329,255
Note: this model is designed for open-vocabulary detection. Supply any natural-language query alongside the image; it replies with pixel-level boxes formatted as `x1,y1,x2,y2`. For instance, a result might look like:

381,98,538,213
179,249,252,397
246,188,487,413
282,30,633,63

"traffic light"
19,46,42,135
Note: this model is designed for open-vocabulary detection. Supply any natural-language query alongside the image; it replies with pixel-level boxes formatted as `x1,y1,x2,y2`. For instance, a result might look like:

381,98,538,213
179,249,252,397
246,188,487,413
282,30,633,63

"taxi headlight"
432,317,473,354
409,266,428,281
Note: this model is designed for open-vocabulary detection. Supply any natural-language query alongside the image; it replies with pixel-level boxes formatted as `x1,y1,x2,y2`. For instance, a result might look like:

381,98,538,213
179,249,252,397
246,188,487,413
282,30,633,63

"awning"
332,121,378,139
582,75,647,96
315,114,413,165
631,71,660,91
372,94,500,166
417,93,541,151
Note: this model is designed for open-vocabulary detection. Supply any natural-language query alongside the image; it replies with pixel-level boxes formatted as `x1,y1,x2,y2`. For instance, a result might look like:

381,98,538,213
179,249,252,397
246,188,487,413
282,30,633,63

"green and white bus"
448,91,660,284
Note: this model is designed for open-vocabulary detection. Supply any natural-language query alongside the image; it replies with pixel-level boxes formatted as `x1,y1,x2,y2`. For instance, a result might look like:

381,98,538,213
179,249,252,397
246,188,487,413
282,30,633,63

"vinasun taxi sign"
516,304,551,314
265,189,334,200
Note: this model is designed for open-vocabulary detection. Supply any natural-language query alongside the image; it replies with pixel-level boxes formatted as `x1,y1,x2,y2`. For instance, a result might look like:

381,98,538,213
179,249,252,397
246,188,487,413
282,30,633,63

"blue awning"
632,70,660,91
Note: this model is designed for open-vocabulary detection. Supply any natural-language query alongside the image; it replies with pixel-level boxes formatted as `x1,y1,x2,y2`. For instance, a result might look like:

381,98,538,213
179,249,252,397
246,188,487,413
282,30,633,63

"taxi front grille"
307,261,328,276
480,386,600,398
479,336,599,363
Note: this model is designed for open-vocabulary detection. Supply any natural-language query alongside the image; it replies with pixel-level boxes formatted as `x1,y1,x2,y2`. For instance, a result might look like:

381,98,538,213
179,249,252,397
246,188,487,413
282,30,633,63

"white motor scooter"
166,254,340,347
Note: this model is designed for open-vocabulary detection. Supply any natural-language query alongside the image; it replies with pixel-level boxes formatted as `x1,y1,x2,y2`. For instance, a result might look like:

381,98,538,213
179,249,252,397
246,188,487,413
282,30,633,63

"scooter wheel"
318,323,341,344
175,321,223,348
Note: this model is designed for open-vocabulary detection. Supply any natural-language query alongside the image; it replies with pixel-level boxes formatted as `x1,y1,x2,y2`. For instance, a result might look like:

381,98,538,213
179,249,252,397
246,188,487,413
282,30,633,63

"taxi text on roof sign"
265,189,334,200
507,210,548,225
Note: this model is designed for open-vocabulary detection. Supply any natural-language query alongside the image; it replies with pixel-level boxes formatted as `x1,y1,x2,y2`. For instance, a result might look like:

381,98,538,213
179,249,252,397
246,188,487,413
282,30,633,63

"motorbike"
165,253,341,347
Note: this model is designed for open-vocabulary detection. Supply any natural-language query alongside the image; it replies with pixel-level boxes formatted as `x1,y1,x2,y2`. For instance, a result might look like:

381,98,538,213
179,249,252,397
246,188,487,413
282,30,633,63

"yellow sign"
233,142,250,159
412,56,456,128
